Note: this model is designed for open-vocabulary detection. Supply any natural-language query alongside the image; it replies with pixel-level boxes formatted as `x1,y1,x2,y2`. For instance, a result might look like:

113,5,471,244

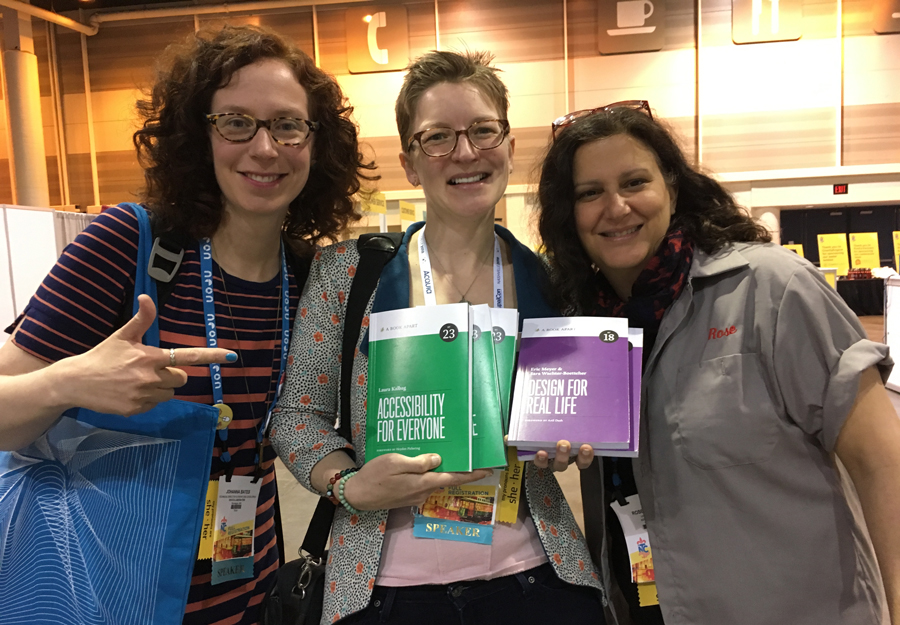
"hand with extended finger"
55,294,237,416
533,440,595,472
342,452,493,511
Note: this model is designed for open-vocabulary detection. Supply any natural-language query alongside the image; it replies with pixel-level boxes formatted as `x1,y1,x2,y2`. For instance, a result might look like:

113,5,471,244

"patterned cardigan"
271,223,606,624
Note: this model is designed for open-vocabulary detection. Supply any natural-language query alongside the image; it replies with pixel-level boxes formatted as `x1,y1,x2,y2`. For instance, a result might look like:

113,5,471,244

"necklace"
426,234,494,304
214,248,283,425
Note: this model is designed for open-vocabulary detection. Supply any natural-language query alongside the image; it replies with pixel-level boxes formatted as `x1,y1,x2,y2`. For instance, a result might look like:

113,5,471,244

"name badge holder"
197,238,291,584
610,493,659,607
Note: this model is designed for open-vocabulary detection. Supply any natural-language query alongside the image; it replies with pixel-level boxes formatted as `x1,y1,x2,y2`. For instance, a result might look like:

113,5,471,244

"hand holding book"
533,441,595,472
340,452,493,511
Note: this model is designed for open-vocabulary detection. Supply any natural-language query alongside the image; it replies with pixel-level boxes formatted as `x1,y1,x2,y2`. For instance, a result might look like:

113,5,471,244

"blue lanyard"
200,238,291,477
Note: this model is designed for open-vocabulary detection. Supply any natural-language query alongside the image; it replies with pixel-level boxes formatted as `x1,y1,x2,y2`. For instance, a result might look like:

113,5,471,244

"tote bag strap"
120,202,161,348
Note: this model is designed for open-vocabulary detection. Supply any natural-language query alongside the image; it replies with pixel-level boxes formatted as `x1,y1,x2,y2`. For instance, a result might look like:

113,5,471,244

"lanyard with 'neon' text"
200,238,290,481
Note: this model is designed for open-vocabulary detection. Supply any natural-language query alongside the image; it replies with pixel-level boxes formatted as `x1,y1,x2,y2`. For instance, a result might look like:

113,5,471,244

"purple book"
515,326,643,459
509,317,631,450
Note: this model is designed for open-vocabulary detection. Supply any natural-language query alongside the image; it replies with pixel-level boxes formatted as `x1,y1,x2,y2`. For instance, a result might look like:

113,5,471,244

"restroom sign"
597,0,666,54
346,6,410,74
732,0,802,44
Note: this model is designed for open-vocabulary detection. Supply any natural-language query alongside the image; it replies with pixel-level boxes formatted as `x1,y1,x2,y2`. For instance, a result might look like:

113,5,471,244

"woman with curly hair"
0,24,374,625
534,103,900,624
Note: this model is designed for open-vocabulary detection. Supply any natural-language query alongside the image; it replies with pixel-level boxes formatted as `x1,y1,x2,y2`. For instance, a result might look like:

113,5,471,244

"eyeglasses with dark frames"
551,100,652,140
408,119,511,157
206,113,319,147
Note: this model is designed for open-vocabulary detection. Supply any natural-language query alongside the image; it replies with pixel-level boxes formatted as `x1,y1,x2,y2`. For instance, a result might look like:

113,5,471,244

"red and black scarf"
592,229,694,334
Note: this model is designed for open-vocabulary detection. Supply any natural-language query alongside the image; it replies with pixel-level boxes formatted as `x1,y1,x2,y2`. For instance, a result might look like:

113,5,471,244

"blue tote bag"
0,204,218,625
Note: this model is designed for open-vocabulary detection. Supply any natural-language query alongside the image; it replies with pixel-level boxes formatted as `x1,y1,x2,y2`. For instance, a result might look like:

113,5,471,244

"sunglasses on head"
551,100,652,140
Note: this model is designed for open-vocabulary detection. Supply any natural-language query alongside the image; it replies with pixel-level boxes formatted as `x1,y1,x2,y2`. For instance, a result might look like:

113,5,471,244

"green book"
489,308,519,434
366,303,472,472
470,305,507,469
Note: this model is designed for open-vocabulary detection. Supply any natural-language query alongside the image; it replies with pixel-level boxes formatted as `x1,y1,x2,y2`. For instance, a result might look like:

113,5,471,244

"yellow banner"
782,243,804,257
817,233,849,276
399,201,417,225
893,232,900,271
849,232,880,269
361,192,387,214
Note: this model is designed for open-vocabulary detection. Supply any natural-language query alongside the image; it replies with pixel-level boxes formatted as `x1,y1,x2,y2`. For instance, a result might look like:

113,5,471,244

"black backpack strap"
301,231,404,558
283,245,313,292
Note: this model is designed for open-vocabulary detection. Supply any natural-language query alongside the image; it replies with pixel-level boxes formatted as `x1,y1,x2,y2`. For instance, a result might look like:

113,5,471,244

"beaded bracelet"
337,471,360,514
325,467,358,505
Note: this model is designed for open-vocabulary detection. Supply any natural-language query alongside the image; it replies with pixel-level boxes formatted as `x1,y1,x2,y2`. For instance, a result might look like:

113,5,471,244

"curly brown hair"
134,24,377,251
537,108,771,313
395,50,509,151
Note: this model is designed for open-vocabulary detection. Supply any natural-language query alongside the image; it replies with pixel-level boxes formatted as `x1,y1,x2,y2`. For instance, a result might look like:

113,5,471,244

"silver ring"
169,347,176,367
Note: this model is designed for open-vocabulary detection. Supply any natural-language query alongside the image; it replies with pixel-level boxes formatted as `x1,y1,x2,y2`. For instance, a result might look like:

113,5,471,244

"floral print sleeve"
271,241,360,492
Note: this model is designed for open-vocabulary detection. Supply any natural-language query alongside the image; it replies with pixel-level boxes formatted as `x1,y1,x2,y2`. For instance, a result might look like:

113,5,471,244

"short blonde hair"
395,50,509,150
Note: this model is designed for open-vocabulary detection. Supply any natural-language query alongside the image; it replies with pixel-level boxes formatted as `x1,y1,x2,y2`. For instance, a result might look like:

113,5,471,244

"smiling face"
209,58,312,223
572,133,676,298
399,82,514,223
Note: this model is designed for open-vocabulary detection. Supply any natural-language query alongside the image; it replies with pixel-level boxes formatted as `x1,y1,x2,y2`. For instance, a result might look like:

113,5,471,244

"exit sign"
833,183,848,195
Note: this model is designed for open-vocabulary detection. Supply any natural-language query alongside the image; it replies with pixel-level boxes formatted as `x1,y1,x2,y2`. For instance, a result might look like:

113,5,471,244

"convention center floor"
274,315,898,561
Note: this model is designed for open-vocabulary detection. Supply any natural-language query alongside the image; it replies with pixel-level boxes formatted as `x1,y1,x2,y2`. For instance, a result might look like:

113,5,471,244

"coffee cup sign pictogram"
597,0,666,55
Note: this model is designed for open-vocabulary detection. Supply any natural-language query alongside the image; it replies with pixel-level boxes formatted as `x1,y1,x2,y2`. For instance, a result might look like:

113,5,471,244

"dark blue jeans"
338,563,606,625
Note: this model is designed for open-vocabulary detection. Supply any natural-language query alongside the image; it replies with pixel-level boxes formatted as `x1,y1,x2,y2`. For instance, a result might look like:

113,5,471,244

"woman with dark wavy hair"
0,24,374,625
534,103,900,625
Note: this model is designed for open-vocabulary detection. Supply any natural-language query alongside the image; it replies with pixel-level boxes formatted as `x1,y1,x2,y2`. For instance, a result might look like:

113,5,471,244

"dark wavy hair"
537,108,771,313
134,25,377,251
395,50,509,151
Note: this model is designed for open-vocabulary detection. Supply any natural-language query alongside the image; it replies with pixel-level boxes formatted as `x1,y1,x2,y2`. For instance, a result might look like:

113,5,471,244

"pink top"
375,500,548,586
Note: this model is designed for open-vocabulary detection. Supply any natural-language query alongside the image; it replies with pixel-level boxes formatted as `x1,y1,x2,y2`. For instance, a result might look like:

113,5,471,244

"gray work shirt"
588,242,891,625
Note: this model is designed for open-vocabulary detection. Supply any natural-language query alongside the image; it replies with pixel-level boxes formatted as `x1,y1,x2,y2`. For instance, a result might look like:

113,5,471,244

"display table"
836,278,885,316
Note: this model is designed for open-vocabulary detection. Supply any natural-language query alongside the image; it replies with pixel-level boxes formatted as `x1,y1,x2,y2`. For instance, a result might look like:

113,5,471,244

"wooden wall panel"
45,156,61,206
364,135,407,191
56,31,87,96
408,2,438,57
98,150,143,205
0,160,12,204
702,108,836,172
33,26,53,99
199,11,316,57
86,21,196,93
437,0,564,63
316,7,350,74
508,126,553,186
567,0,597,59
65,153,94,210
843,103,900,166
